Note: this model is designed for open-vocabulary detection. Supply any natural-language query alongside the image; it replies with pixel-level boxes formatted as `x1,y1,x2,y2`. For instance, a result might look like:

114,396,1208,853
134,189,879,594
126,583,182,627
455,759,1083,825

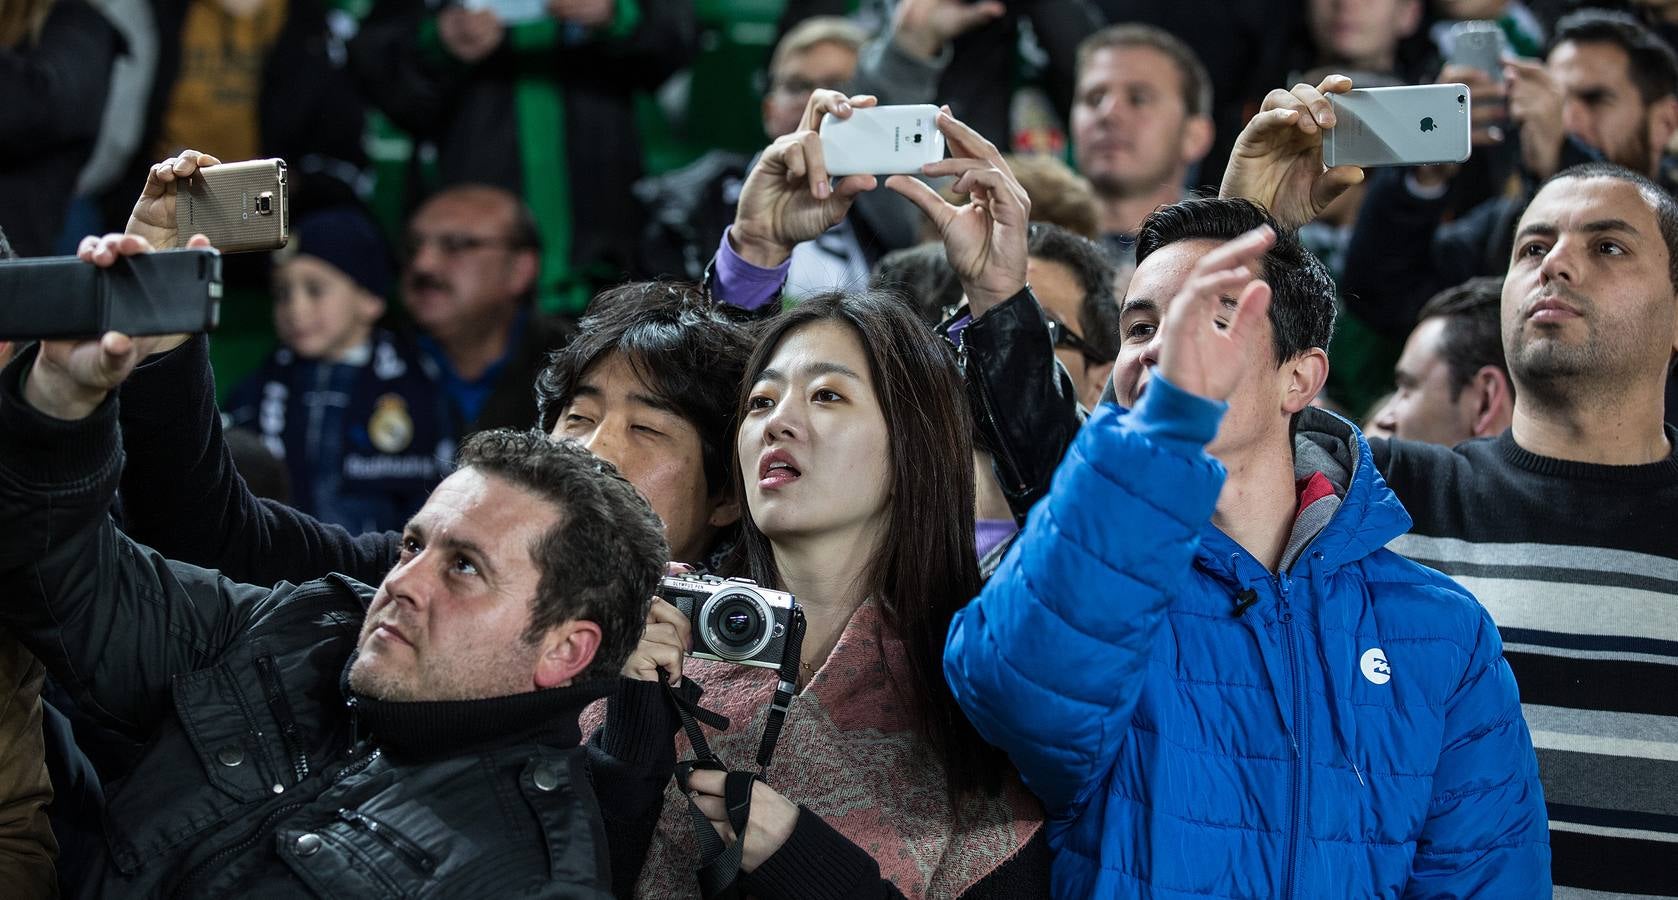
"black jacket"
349,0,695,284
0,347,676,898
939,289,1085,524
0,0,120,256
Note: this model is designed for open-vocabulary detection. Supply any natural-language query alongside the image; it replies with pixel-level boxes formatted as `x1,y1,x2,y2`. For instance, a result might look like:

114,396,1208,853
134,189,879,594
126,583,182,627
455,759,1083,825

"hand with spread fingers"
684,770,799,873
885,105,1030,317
1157,225,1276,403
1220,75,1365,230
126,150,222,251
729,90,882,268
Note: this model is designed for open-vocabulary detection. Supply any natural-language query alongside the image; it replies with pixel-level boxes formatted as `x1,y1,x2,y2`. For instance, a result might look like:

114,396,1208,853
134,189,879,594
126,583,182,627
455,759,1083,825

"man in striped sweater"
1222,89,1678,892
1369,162,1678,897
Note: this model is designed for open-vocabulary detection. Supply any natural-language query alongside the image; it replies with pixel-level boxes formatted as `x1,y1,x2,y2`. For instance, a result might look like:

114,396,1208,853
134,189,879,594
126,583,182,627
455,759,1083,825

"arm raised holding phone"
723,88,1029,318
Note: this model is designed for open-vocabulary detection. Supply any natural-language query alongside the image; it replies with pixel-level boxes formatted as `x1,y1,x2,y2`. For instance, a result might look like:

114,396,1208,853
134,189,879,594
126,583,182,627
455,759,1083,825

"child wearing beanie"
225,206,455,532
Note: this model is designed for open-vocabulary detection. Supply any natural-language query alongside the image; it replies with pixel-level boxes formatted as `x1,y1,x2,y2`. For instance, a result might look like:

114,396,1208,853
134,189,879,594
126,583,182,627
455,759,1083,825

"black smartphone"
0,249,223,340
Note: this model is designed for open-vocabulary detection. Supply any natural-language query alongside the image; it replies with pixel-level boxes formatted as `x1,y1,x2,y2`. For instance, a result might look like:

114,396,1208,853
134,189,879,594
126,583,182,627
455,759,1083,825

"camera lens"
711,597,765,650
1458,94,1466,104
721,608,755,639
699,588,774,661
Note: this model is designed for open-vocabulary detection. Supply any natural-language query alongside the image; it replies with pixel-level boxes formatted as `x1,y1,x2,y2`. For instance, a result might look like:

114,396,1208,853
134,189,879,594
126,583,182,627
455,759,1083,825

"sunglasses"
1045,317,1113,365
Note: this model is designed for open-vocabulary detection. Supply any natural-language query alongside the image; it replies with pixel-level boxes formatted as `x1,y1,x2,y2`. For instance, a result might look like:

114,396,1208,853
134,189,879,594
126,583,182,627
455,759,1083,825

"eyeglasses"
1045,317,1113,365
403,232,522,259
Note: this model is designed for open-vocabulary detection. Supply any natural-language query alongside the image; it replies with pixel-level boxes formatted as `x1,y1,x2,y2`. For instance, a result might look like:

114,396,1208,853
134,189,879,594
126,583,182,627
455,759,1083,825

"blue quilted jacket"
945,376,1550,898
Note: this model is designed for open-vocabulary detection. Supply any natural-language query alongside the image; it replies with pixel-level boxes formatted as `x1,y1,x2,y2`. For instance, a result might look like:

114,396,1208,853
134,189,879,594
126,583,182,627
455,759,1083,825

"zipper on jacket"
255,655,310,783
170,799,306,898
334,746,381,784
338,807,437,875
1278,574,1307,900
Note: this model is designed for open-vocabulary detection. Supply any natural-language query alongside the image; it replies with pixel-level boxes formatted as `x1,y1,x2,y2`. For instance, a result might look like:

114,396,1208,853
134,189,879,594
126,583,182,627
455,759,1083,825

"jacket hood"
1288,406,1414,573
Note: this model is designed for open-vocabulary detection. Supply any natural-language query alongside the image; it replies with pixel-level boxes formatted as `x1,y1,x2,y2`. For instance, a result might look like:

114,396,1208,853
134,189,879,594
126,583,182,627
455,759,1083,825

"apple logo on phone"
1419,117,1437,132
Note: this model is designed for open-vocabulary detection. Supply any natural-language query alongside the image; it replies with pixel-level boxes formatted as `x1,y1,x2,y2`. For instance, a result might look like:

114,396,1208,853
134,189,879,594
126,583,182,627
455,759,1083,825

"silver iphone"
1324,85,1473,169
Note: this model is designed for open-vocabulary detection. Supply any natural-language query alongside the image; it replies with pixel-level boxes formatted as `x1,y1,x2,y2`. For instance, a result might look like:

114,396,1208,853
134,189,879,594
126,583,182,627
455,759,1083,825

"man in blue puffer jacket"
945,198,1550,898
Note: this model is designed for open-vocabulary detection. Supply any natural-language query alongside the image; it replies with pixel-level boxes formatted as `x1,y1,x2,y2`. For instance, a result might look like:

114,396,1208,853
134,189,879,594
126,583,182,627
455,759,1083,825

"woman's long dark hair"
733,290,1006,798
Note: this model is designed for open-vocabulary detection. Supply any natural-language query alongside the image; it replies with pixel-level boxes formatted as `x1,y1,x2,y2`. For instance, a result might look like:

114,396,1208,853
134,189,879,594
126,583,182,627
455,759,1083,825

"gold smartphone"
178,158,289,252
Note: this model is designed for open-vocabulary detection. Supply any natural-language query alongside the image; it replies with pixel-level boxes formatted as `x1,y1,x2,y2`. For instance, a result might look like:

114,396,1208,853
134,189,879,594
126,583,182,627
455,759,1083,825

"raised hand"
1504,58,1566,180
126,150,222,250
75,229,213,360
1439,64,1507,147
1156,226,1275,403
729,90,881,268
886,106,1029,316
891,0,1005,60
27,231,217,420
1219,75,1364,230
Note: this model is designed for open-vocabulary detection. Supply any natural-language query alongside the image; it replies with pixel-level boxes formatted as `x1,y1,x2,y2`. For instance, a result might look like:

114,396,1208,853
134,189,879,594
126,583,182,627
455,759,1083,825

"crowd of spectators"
1,0,1676,897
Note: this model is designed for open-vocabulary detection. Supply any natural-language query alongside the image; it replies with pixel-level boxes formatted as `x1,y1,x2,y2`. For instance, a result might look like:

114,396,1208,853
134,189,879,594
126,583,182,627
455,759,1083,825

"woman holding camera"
610,94,1050,898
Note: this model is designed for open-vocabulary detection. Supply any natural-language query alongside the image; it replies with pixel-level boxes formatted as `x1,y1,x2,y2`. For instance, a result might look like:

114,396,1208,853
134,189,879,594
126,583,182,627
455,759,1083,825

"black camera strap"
666,606,807,899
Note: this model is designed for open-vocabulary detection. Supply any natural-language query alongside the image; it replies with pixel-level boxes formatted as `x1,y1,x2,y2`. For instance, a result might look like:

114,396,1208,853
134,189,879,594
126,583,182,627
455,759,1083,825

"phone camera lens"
1458,94,1466,104
913,133,923,143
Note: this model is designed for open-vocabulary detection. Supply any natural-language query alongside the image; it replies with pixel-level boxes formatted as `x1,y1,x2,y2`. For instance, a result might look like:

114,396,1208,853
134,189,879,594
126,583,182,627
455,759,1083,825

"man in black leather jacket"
0,256,673,896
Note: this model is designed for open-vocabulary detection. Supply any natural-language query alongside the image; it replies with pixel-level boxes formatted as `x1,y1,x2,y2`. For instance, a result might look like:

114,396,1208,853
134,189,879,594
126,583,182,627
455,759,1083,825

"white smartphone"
819,104,946,176
1324,85,1473,169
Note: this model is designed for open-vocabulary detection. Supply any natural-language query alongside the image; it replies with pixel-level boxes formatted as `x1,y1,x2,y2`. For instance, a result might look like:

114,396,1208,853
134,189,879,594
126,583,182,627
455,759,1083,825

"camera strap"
666,606,807,898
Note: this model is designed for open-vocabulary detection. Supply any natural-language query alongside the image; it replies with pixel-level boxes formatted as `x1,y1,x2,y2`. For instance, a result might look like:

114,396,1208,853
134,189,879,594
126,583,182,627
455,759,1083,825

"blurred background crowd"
6,0,1678,502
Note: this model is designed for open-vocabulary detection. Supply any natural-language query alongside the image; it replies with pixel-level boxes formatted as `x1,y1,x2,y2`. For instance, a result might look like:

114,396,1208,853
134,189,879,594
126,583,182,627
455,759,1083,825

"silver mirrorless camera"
660,575,797,670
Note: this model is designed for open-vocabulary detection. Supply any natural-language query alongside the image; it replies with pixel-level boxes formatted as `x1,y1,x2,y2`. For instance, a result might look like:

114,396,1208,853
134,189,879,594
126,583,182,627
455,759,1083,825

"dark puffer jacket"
0,347,669,898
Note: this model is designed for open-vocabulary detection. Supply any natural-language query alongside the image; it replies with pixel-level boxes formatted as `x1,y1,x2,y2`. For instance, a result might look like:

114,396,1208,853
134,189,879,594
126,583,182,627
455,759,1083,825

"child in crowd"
225,207,453,533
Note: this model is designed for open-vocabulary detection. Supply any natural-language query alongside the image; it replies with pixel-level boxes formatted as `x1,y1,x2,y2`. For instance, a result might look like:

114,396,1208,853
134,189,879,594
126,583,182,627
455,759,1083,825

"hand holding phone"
729,90,885,267
1219,73,1367,229
1323,85,1473,169
0,246,221,342
8,234,221,421
819,104,947,176
1447,21,1508,83
177,159,289,253
126,150,222,251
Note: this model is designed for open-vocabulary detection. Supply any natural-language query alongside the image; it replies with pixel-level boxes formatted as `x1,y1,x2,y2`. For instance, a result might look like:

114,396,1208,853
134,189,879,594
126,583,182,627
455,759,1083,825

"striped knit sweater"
1373,429,1678,899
